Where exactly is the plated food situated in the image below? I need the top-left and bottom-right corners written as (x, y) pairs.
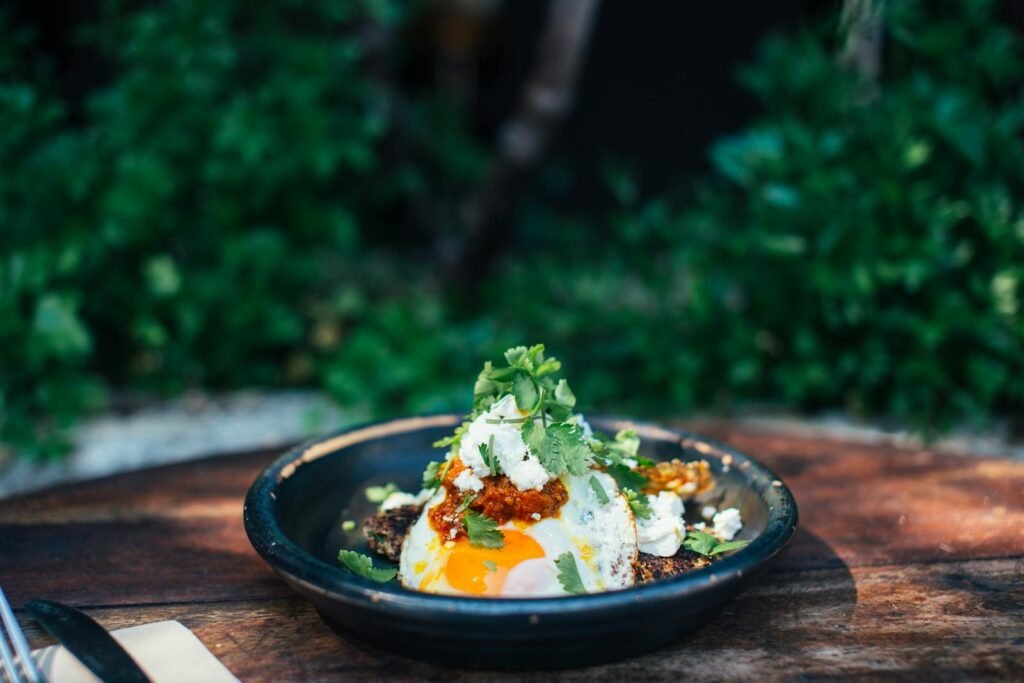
top-left (341, 344), bottom-right (750, 597)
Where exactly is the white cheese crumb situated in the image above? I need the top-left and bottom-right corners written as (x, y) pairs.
top-left (380, 488), bottom-right (432, 512)
top-left (530, 512), bottom-right (541, 521)
top-left (621, 458), bottom-right (639, 469)
top-left (701, 505), bottom-right (717, 520)
top-left (453, 468), bottom-right (484, 492)
top-left (712, 507), bottom-right (743, 541)
top-left (457, 394), bottom-right (552, 491)
top-left (449, 527), bottom-right (458, 539)
top-left (693, 522), bottom-right (706, 531)
top-left (636, 491), bottom-right (686, 557)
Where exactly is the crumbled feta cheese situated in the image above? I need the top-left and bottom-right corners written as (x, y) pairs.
top-left (712, 507), bottom-right (743, 541)
top-left (693, 522), bottom-right (706, 531)
top-left (449, 527), bottom-right (459, 539)
top-left (636, 491), bottom-right (686, 557)
top-left (701, 505), bottom-right (717, 520)
top-left (457, 394), bottom-right (552, 491)
top-left (530, 512), bottom-right (541, 521)
top-left (453, 468), bottom-right (484, 492)
top-left (621, 458), bottom-right (639, 469)
top-left (380, 488), bottom-right (432, 512)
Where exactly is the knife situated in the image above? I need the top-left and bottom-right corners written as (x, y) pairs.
top-left (25, 599), bottom-right (151, 683)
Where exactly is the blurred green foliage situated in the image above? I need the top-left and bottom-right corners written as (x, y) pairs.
top-left (2, 0), bottom-right (1022, 459)
top-left (491, 0), bottom-right (1024, 432)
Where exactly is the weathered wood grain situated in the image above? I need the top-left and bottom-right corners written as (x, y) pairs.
top-left (3, 425), bottom-right (1023, 681)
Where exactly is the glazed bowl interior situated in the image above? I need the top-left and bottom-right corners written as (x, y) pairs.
top-left (244, 414), bottom-right (798, 668)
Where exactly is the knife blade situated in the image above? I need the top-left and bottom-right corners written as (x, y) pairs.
top-left (25, 599), bottom-right (151, 683)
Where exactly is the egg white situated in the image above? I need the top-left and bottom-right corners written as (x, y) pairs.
top-left (398, 470), bottom-right (637, 597)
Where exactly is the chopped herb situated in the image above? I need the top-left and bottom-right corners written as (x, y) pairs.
top-left (683, 530), bottom-right (750, 557)
top-left (636, 455), bottom-right (656, 468)
top-left (605, 463), bottom-right (648, 491)
top-left (623, 488), bottom-right (652, 520)
top-left (341, 520), bottom-right (356, 531)
top-left (463, 510), bottom-right (505, 548)
top-left (554, 552), bottom-right (587, 595)
top-left (365, 483), bottom-right (399, 503)
top-left (479, 435), bottom-right (500, 475)
top-left (483, 560), bottom-right (498, 573)
top-left (433, 421), bottom-right (470, 449)
top-left (588, 475), bottom-right (610, 504)
top-left (456, 493), bottom-right (477, 513)
top-left (337, 549), bottom-right (397, 583)
top-left (522, 421), bottom-right (594, 476)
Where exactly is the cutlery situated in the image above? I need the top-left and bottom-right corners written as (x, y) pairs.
top-left (25, 599), bottom-right (150, 683)
top-left (0, 586), bottom-right (43, 683)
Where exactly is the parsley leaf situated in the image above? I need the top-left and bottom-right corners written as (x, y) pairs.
top-left (589, 475), bottom-right (610, 504)
top-left (337, 549), bottom-right (397, 583)
top-left (554, 552), bottom-right (587, 595)
top-left (433, 421), bottom-right (470, 449)
top-left (605, 463), bottom-right (648, 491)
top-left (522, 421), bottom-right (594, 476)
top-left (683, 530), bottom-right (750, 557)
top-left (623, 488), bottom-right (652, 519)
top-left (483, 560), bottom-right (497, 573)
top-left (710, 539), bottom-right (751, 555)
top-left (512, 370), bottom-right (539, 412)
top-left (422, 461), bottom-right (442, 489)
top-left (365, 483), bottom-right (399, 503)
top-left (463, 510), bottom-right (505, 548)
top-left (479, 435), bottom-right (500, 475)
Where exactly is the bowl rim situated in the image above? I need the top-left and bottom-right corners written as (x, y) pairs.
top-left (243, 414), bottom-right (799, 618)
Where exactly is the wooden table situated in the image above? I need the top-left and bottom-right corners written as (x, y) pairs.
top-left (2, 423), bottom-right (1022, 681)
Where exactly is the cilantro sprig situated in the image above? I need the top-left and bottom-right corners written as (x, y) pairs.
top-left (623, 488), bottom-right (652, 519)
top-left (554, 552), bottom-right (587, 595)
top-left (463, 509), bottom-right (505, 548)
top-left (338, 549), bottom-right (397, 583)
top-left (683, 530), bottom-right (750, 557)
top-left (588, 475), bottom-right (610, 504)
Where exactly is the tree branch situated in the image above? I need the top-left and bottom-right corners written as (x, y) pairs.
top-left (444, 0), bottom-right (601, 287)
top-left (838, 0), bottom-right (885, 104)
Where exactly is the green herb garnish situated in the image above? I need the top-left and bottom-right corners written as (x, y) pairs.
top-left (422, 461), bottom-right (443, 489)
top-left (623, 488), bottom-right (652, 519)
top-left (337, 549), bottom-right (397, 583)
top-left (479, 435), bottom-right (500, 474)
top-left (588, 475), bottom-right (610, 504)
top-left (365, 483), bottom-right (399, 503)
top-left (463, 509), bottom-right (505, 548)
top-left (522, 421), bottom-right (593, 476)
top-left (341, 520), bottom-right (356, 531)
top-left (605, 463), bottom-right (648, 491)
top-left (554, 551), bottom-right (587, 595)
top-left (483, 560), bottom-right (498, 573)
top-left (683, 530), bottom-right (750, 557)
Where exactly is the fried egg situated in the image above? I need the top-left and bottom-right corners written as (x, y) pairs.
top-left (398, 471), bottom-right (636, 597)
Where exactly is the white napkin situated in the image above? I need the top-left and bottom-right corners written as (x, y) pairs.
top-left (32, 620), bottom-right (239, 683)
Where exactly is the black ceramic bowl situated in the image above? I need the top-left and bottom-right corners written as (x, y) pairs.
top-left (244, 415), bottom-right (798, 669)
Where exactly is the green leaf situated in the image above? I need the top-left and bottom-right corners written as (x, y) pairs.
top-left (710, 539), bottom-right (751, 555)
top-left (554, 551), bottom-right (587, 595)
top-left (483, 560), bottom-right (498, 573)
top-left (463, 510), bottom-right (505, 548)
top-left (479, 435), bottom-right (499, 474)
top-left (554, 379), bottom-right (576, 409)
top-left (512, 370), bottom-right (539, 411)
top-left (337, 549), bottom-right (397, 583)
top-left (422, 461), bottom-right (442, 489)
top-left (588, 475), bottom-right (610, 504)
top-left (683, 530), bottom-right (750, 557)
top-left (365, 483), bottom-right (399, 503)
top-left (522, 421), bottom-right (594, 476)
top-left (623, 488), bottom-right (652, 520)
top-left (606, 463), bottom-right (648, 491)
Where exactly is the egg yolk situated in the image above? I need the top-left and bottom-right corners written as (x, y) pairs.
top-left (441, 530), bottom-right (545, 595)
